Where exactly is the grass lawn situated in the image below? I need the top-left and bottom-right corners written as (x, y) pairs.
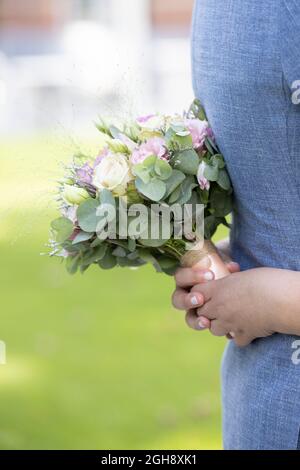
top-left (0, 134), bottom-right (228, 449)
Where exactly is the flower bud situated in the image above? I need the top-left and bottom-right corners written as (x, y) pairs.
top-left (62, 184), bottom-right (90, 205)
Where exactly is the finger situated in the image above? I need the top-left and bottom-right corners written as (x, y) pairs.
top-left (195, 300), bottom-right (216, 320)
top-left (226, 261), bottom-right (240, 273)
top-left (172, 288), bottom-right (204, 310)
top-left (175, 267), bottom-right (214, 288)
top-left (209, 319), bottom-right (229, 337)
top-left (196, 315), bottom-right (211, 329)
top-left (190, 281), bottom-right (216, 304)
top-left (185, 310), bottom-right (209, 331)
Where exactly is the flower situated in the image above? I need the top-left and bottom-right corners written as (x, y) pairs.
top-left (185, 118), bottom-right (209, 150)
top-left (93, 147), bottom-right (109, 168)
top-left (197, 161), bottom-right (210, 191)
top-left (76, 163), bottom-right (93, 185)
top-left (136, 114), bottom-right (165, 131)
top-left (131, 137), bottom-right (167, 165)
top-left (62, 185), bottom-right (90, 205)
top-left (93, 152), bottom-right (132, 196)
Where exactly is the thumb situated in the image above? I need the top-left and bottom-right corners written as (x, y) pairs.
top-left (226, 261), bottom-right (240, 273)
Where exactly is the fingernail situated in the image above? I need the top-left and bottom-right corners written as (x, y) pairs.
top-left (190, 295), bottom-right (200, 306)
top-left (197, 319), bottom-right (207, 330)
top-left (204, 271), bottom-right (214, 281)
top-left (228, 262), bottom-right (239, 269)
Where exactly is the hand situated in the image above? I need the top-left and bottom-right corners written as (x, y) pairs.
top-left (188, 267), bottom-right (300, 347)
top-left (172, 240), bottom-right (240, 329)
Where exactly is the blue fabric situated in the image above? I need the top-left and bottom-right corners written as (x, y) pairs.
top-left (191, 0), bottom-right (300, 450)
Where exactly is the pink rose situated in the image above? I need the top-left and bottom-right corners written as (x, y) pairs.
top-left (131, 137), bottom-right (168, 165)
top-left (185, 118), bottom-right (209, 150)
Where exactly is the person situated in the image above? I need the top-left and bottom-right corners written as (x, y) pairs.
top-left (172, 0), bottom-right (300, 450)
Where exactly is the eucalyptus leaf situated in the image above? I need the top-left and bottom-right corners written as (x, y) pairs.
top-left (210, 187), bottom-right (232, 217)
top-left (211, 154), bottom-right (225, 169)
top-left (132, 164), bottom-right (151, 184)
top-left (51, 217), bottom-right (73, 243)
top-left (82, 244), bottom-right (107, 265)
top-left (165, 127), bottom-right (193, 150)
top-left (135, 177), bottom-right (166, 201)
top-left (172, 149), bottom-right (199, 175)
top-left (98, 250), bottom-right (117, 270)
top-left (164, 170), bottom-right (186, 198)
top-left (168, 184), bottom-right (181, 204)
top-left (154, 158), bottom-right (172, 180)
top-left (217, 169), bottom-right (231, 190)
top-left (204, 164), bottom-right (219, 181)
top-left (100, 188), bottom-right (115, 210)
top-left (66, 254), bottom-right (80, 275)
top-left (72, 231), bottom-right (94, 245)
top-left (77, 198), bottom-right (102, 232)
top-left (112, 246), bottom-right (127, 257)
top-left (175, 176), bottom-right (198, 205)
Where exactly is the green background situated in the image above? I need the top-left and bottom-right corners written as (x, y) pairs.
top-left (0, 135), bottom-right (227, 449)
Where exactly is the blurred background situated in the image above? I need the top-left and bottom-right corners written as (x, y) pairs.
top-left (0, 0), bottom-right (227, 449)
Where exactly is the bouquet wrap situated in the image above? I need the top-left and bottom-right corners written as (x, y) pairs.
top-left (181, 239), bottom-right (230, 280)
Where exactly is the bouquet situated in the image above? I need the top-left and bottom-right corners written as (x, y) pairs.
top-left (48, 100), bottom-right (232, 278)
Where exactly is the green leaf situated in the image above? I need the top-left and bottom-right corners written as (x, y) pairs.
top-left (204, 137), bottom-right (217, 155)
top-left (82, 244), bottom-right (107, 265)
top-left (132, 163), bottom-right (151, 184)
top-left (51, 217), bottom-right (73, 243)
top-left (188, 99), bottom-right (207, 120)
top-left (172, 149), bottom-right (199, 175)
top-left (164, 170), bottom-right (186, 198)
top-left (77, 198), bottom-right (101, 232)
top-left (135, 177), bottom-right (166, 201)
top-left (112, 246), bottom-right (127, 257)
top-left (204, 215), bottom-right (220, 239)
top-left (90, 237), bottom-right (103, 248)
top-left (142, 155), bottom-right (157, 170)
top-left (211, 154), bottom-right (225, 168)
top-left (66, 254), bottom-right (80, 275)
top-left (72, 231), bottom-right (94, 245)
top-left (154, 158), bottom-right (172, 180)
top-left (217, 169), bottom-right (231, 190)
top-left (210, 187), bottom-right (232, 217)
top-left (168, 184), bottom-right (181, 204)
top-left (98, 249), bottom-right (117, 270)
top-left (204, 164), bottom-right (219, 181)
top-left (174, 176), bottom-right (198, 205)
top-left (206, 137), bottom-right (218, 153)
top-left (99, 188), bottom-right (115, 209)
top-left (165, 128), bottom-right (193, 150)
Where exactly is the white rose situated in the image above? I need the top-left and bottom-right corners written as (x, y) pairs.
top-left (93, 153), bottom-right (132, 196)
top-left (62, 185), bottom-right (89, 205)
